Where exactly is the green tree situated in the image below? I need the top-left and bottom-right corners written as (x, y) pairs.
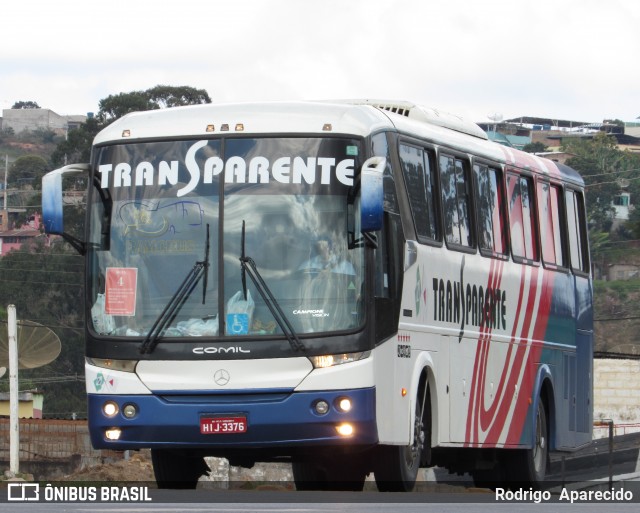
top-left (522, 141), bottom-right (548, 154)
top-left (97, 85), bottom-right (211, 124)
top-left (50, 116), bottom-right (101, 167)
top-left (9, 155), bottom-right (49, 189)
top-left (0, 239), bottom-right (86, 417)
top-left (96, 91), bottom-right (153, 125)
top-left (146, 85), bottom-right (211, 108)
top-left (12, 100), bottom-right (40, 109)
top-left (562, 132), bottom-right (635, 232)
top-left (54, 85), bottom-right (212, 166)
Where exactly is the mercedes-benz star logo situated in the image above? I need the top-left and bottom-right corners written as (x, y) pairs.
top-left (214, 369), bottom-right (231, 386)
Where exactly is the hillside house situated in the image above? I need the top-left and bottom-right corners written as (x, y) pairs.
top-left (0, 390), bottom-right (44, 419)
top-left (0, 213), bottom-right (43, 256)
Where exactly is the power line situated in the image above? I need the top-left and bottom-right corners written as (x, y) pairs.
top-left (0, 279), bottom-right (82, 286)
top-left (0, 321), bottom-right (83, 332)
top-left (594, 315), bottom-right (640, 322)
top-left (0, 269), bottom-right (82, 274)
top-left (585, 175), bottom-right (640, 187)
top-left (581, 168), bottom-right (640, 179)
top-left (16, 375), bottom-right (84, 384)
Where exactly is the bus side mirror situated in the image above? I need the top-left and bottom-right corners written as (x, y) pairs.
top-left (42, 164), bottom-right (90, 253)
top-left (360, 156), bottom-right (385, 232)
top-left (42, 170), bottom-right (64, 234)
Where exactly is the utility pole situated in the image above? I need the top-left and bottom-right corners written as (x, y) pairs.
top-left (2, 155), bottom-right (8, 231)
top-left (8, 304), bottom-right (19, 476)
top-left (3, 154), bottom-right (7, 205)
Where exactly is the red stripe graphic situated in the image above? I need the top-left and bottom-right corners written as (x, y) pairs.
top-left (464, 262), bottom-right (554, 447)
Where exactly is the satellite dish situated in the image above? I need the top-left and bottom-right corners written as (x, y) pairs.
top-left (487, 112), bottom-right (503, 123)
top-left (0, 366), bottom-right (6, 378)
top-left (617, 178), bottom-right (630, 188)
top-left (0, 320), bottom-right (61, 369)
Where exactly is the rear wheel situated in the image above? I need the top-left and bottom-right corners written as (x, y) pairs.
top-left (151, 449), bottom-right (209, 489)
top-left (506, 398), bottom-right (548, 488)
top-left (375, 384), bottom-right (429, 492)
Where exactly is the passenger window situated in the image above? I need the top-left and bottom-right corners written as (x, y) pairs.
top-left (507, 172), bottom-right (538, 262)
top-left (537, 181), bottom-right (566, 268)
top-left (566, 189), bottom-right (590, 273)
top-left (399, 144), bottom-right (438, 241)
top-left (474, 164), bottom-right (507, 256)
top-left (440, 155), bottom-right (473, 248)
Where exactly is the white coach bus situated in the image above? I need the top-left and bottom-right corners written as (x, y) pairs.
top-left (42, 100), bottom-right (593, 491)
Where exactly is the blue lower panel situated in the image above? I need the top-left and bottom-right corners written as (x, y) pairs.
top-left (89, 387), bottom-right (377, 450)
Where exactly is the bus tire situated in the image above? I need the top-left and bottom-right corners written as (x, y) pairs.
top-left (507, 398), bottom-right (548, 488)
top-left (151, 449), bottom-right (208, 489)
top-left (374, 384), bottom-right (429, 492)
top-left (292, 460), bottom-right (327, 491)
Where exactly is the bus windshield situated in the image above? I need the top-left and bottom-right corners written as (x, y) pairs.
top-left (88, 136), bottom-right (365, 340)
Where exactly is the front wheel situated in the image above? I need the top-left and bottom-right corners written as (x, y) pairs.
top-left (151, 449), bottom-right (209, 489)
top-left (292, 457), bottom-right (366, 491)
top-left (375, 385), bottom-right (429, 492)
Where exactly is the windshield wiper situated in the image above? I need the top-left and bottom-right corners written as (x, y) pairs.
top-left (139, 224), bottom-right (210, 355)
top-left (239, 220), bottom-right (304, 352)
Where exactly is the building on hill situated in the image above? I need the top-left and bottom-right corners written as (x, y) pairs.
top-left (479, 116), bottom-right (640, 152)
top-left (0, 108), bottom-right (87, 135)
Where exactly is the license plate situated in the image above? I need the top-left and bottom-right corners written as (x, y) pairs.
top-left (200, 416), bottom-right (247, 435)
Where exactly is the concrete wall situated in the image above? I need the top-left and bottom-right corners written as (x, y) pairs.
top-left (593, 359), bottom-right (640, 432)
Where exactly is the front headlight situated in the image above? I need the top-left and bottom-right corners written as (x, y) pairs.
top-left (308, 351), bottom-right (370, 369)
top-left (86, 357), bottom-right (138, 373)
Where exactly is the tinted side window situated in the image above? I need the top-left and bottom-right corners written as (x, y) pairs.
top-left (399, 144), bottom-right (438, 241)
top-left (566, 189), bottom-right (590, 273)
top-left (440, 154), bottom-right (473, 248)
top-left (474, 164), bottom-right (507, 256)
top-left (507, 172), bottom-right (538, 262)
top-left (537, 181), bottom-right (566, 268)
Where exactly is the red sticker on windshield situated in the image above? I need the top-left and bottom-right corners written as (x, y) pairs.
top-left (105, 267), bottom-right (138, 316)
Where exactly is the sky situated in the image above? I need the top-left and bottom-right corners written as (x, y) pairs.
top-left (1, 0), bottom-right (639, 124)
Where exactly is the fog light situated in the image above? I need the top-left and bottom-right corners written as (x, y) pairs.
top-left (103, 401), bottom-right (118, 417)
top-left (336, 423), bottom-right (354, 436)
top-left (105, 428), bottom-right (122, 440)
top-left (315, 400), bottom-right (330, 415)
top-left (337, 397), bottom-right (352, 413)
top-left (122, 404), bottom-right (137, 419)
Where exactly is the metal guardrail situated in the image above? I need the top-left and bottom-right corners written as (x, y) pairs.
top-left (554, 419), bottom-right (640, 487)
top-left (593, 419), bottom-right (615, 487)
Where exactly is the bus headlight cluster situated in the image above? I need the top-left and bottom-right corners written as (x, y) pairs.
top-left (309, 351), bottom-right (370, 369)
top-left (313, 396), bottom-right (353, 415)
top-left (105, 428), bottom-right (122, 440)
top-left (102, 401), bottom-right (118, 417)
top-left (335, 424), bottom-right (354, 437)
top-left (336, 397), bottom-right (352, 413)
top-left (102, 401), bottom-right (138, 419)
top-left (122, 404), bottom-right (138, 419)
top-left (314, 400), bottom-right (330, 415)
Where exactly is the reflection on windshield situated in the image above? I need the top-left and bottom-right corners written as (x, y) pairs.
top-left (224, 194), bottom-right (362, 336)
top-left (88, 137), bottom-right (364, 339)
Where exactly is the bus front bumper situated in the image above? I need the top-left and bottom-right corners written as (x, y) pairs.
top-left (88, 387), bottom-right (377, 450)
